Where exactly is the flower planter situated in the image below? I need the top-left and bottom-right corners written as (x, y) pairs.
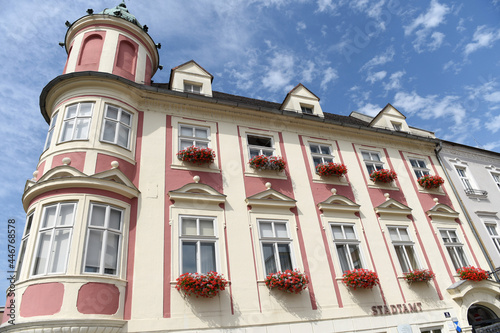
top-left (249, 155), bottom-right (286, 172)
top-left (177, 146), bottom-right (216, 164)
top-left (418, 175), bottom-right (444, 189)
top-left (457, 266), bottom-right (489, 281)
top-left (370, 169), bottom-right (397, 183)
top-left (264, 269), bottom-right (309, 294)
top-left (175, 271), bottom-right (228, 298)
top-left (342, 268), bottom-right (379, 290)
top-left (316, 162), bottom-right (348, 177)
top-left (404, 269), bottom-right (435, 283)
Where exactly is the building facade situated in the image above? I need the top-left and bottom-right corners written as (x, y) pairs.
top-left (2, 4), bottom-right (500, 333)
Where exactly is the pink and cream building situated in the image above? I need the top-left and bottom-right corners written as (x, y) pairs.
top-left (2, 3), bottom-right (500, 333)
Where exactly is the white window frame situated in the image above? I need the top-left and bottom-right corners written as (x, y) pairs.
top-left (388, 226), bottom-right (420, 273)
top-left (491, 172), bottom-right (500, 191)
top-left (184, 82), bottom-right (202, 94)
top-left (421, 328), bottom-right (442, 333)
top-left (485, 223), bottom-right (500, 254)
top-left (391, 122), bottom-right (402, 131)
top-left (439, 229), bottom-right (469, 270)
top-left (16, 213), bottom-right (34, 280)
top-left (247, 134), bottom-right (275, 158)
top-left (179, 216), bottom-right (218, 274)
top-left (59, 102), bottom-right (94, 142)
top-left (455, 166), bottom-right (473, 191)
top-left (301, 104), bottom-right (314, 114)
top-left (330, 223), bottom-right (363, 272)
top-left (82, 203), bottom-right (124, 276)
top-left (258, 220), bottom-right (294, 275)
top-left (178, 124), bottom-right (211, 151)
top-left (409, 158), bottom-right (430, 179)
top-left (310, 143), bottom-right (334, 167)
top-left (100, 104), bottom-right (133, 149)
top-left (361, 150), bottom-right (384, 175)
top-left (43, 112), bottom-right (58, 151)
top-left (32, 202), bottom-right (76, 276)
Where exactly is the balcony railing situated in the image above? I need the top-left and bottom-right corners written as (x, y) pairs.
top-left (464, 188), bottom-right (488, 196)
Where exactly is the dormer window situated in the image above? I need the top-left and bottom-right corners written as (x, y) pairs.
top-left (301, 105), bottom-right (313, 114)
top-left (184, 82), bottom-right (202, 94)
top-left (392, 122), bottom-right (402, 131)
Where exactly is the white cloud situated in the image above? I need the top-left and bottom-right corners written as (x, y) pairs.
top-left (297, 21), bottom-right (307, 31)
top-left (359, 46), bottom-right (395, 72)
top-left (428, 31), bottom-right (445, 51)
top-left (485, 115), bottom-right (500, 133)
top-left (383, 71), bottom-right (405, 91)
top-left (464, 25), bottom-right (500, 56)
top-left (301, 61), bottom-right (316, 83)
top-left (358, 103), bottom-right (382, 116)
top-left (316, 0), bottom-right (340, 13)
top-left (320, 67), bottom-right (339, 90)
top-left (366, 71), bottom-right (387, 84)
top-left (262, 52), bottom-right (295, 91)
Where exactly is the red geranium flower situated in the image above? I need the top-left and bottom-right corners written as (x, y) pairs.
top-left (370, 169), bottom-right (397, 183)
top-left (177, 146), bottom-right (216, 164)
top-left (316, 162), bottom-right (348, 177)
top-left (176, 271), bottom-right (228, 298)
top-left (264, 269), bottom-right (309, 294)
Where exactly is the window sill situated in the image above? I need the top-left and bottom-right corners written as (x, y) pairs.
top-left (417, 186), bottom-right (446, 196)
top-left (312, 175), bottom-right (350, 186)
top-left (367, 181), bottom-right (400, 191)
top-left (18, 274), bottom-right (127, 288)
top-left (244, 170), bottom-right (287, 180)
top-left (171, 163), bottom-right (221, 174)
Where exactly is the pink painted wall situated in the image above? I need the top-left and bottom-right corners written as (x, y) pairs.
top-left (77, 283), bottom-right (120, 315)
top-left (2, 294), bottom-right (14, 324)
top-left (51, 152), bottom-right (86, 173)
top-left (63, 41), bottom-right (74, 74)
top-left (95, 153), bottom-right (137, 184)
top-left (112, 35), bottom-right (138, 81)
top-left (76, 31), bottom-right (106, 72)
top-left (20, 283), bottom-right (64, 317)
top-left (36, 160), bottom-right (46, 180)
top-left (144, 55), bottom-right (152, 85)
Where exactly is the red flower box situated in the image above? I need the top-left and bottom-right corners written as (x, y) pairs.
top-left (177, 146), bottom-right (215, 164)
top-left (316, 162), bottom-right (348, 177)
top-left (175, 271), bottom-right (228, 298)
top-left (264, 269), bottom-right (309, 294)
top-left (342, 268), bottom-right (380, 290)
top-left (249, 155), bottom-right (286, 172)
top-left (457, 266), bottom-right (489, 282)
top-left (370, 169), bottom-right (397, 183)
top-left (404, 269), bottom-right (435, 283)
top-left (418, 175), bottom-right (444, 189)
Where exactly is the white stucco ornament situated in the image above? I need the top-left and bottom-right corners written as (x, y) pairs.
top-left (193, 175), bottom-right (200, 183)
top-left (384, 193), bottom-right (390, 201)
top-left (265, 182), bottom-right (272, 190)
top-left (433, 198), bottom-right (439, 204)
top-left (111, 161), bottom-right (119, 169)
top-left (62, 157), bottom-right (71, 165)
top-left (331, 188), bottom-right (337, 195)
top-left (32, 170), bottom-right (38, 180)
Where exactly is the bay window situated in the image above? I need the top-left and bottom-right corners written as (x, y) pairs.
top-left (60, 102), bottom-right (94, 142)
top-left (101, 104), bottom-right (133, 149)
top-left (43, 112), bottom-right (58, 151)
top-left (16, 213), bottom-right (33, 280)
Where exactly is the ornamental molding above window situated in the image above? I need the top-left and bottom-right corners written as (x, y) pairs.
top-left (317, 193), bottom-right (360, 213)
top-left (427, 202), bottom-right (459, 221)
top-left (374, 198), bottom-right (412, 216)
top-left (449, 158), bottom-right (468, 166)
top-left (245, 189), bottom-right (296, 209)
top-left (168, 182), bottom-right (226, 205)
top-left (485, 165), bottom-right (500, 172)
top-left (23, 165), bottom-right (139, 210)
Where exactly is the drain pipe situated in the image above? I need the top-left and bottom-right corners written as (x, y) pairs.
top-left (435, 141), bottom-right (499, 282)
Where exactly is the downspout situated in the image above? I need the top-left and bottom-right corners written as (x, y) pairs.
top-left (435, 141), bottom-right (499, 282)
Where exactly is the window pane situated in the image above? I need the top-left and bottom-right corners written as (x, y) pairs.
top-left (42, 206), bottom-right (57, 228)
top-left (61, 119), bottom-right (75, 141)
top-left (395, 245), bottom-right (410, 272)
top-left (200, 242), bottom-right (216, 273)
top-left (262, 149), bottom-right (273, 157)
top-left (16, 240), bottom-right (27, 280)
top-left (410, 159), bottom-right (418, 167)
top-left (389, 228), bottom-right (399, 241)
top-left (182, 241), bottom-right (197, 274)
top-left (344, 226), bottom-right (356, 239)
top-left (90, 205), bottom-right (106, 227)
top-left (262, 243), bottom-right (276, 274)
top-left (456, 247), bottom-right (468, 267)
top-left (195, 128), bottom-right (208, 139)
top-left (310, 144), bottom-right (319, 154)
top-left (448, 248), bottom-right (461, 270)
top-left (102, 120), bottom-right (116, 142)
top-left (362, 152), bottom-right (370, 160)
top-left (104, 232), bottom-right (120, 275)
top-left (313, 156), bottom-right (322, 166)
top-left (399, 228), bottom-right (410, 241)
top-left (79, 103), bottom-right (93, 116)
top-left (66, 105), bottom-right (78, 118)
top-left (33, 232), bottom-right (51, 275)
top-left (440, 230), bottom-right (450, 242)
top-left (248, 135), bottom-right (272, 147)
top-left (371, 153), bottom-right (381, 161)
top-left (120, 111), bottom-right (131, 126)
top-left (58, 204), bottom-right (75, 226)
top-left (260, 222), bottom-right (273, 237)
top-left (180, 139), bottom-right (193, 150)
top-left (181, 218), bottom-right (197, 235)
top-left (199, 219), bottom-right (214, 236)
top-left (117, 125), bottom-right (129, 148)
top-left (337, 245), bottom-right (350, 272)
top-left (275, 223), bottom-right (288, 238)
top-left (320, 145), bottom-right (331, 154)
top-left (405, 245), bottom-right (418, 270)
top-left (50, 229), bottom-right (71, 273)
top-left (85, 229), bottom-right (103, 272)
top-left (449, 230), bottom-right (458, 242)
top-left (196, 141), bottom-right (209, 149)
top-left (278, 244), bottom-right (292, 271)
top-left (44, 129), bottom-right (54, 150)
top-left (25, 214), bottom-right (33, 236)
top-left (349, 245), bottom-right (363, 269)
top-left (74, 118), bottom-right (90, 139)
top-left (180, 126), bottom-right (193, 137)
top-left (366, 164), bottom-right (376, 174)
top-left (332, 225), bottom-right (344, 239)
top-left (109, 209), bottom-right (122, 230)
top-left (106, 106), bottom-right (119, 120)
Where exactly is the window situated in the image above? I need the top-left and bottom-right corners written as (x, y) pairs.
top-left (331, 224), bottom-right (362, 272)
top-left (32, 203), bottom-right (76, 276)
top-left (16, 213), bottom-right (33, 280)
top-left (362, 151), bottom-right (384, 174)
top-left (310, 143), bottom-right (334, 167)
top-left (184, 82), bottom-right (202, 94)
top-left (248, 134), bottom-right (274, 158)
top-left (83, 204), bottom-right (123, 275)
top-left (179, 124), bottom-right (210, 151)
top-left (43, 112), bottom-right (58, 151)
top-left (456, 167), bottom-right (473, 190)
top-left (301, 105), bottom-right (313, 114)
top-left (388, 226), bottom-right (419, 273)
top-left (491, 173), bottom-right (500, 190)
top-left (180, 216), bottom-right (217, 274)
top-left (439, 229), bottom-right (468, 270)
top-left (421, 329), bottom-right (441, 333)
top-left (485, 224), bottom-right (500, 253)
top-left (409, 158), bottom-right (430, 179)
top-left (101, 104), bottom-right (133, 149)
top-left (391, 122), bottom-right (402, 131)
top-left (258, 220), bottom-right (293, 275)
top-left (60, 102), bottom-right (94, 142)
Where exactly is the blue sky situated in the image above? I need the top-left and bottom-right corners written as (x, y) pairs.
top-left (1, 0), bottom-right (500, 304)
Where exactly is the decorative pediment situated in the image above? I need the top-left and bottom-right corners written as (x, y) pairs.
top-left (245, 189), bottom-right (296, 209)
top-left (168, 183), bottom-right (226, 205)
top-left (427, 202), bottom-right (459, 220)
top-left (374, 198), bottom-right (412, 216)
top-left (38, 165), bottom-right (86, 182)
top-left (93, 168), bottom-right (136, 188)
top-left (318, 193), bottom-right (360, 213)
